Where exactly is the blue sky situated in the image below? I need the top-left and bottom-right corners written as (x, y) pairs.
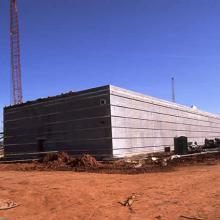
top-left (0, 0), bottom-right (220, 130)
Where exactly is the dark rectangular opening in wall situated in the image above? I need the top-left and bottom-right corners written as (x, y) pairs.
top-left (37, 139), bottom-right (45, 152)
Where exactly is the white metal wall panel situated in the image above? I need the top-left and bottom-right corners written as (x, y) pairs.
top-left (110, 85), bottom-right (220, 157)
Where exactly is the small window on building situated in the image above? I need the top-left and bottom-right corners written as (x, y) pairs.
top-left (100, 99), bottom-right (107, 105)
top-left (100, 120), bottom-right (105, 125)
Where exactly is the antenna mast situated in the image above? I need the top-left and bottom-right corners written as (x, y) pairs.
top-left (171, 77), bottom-right (176, 103)
top-left (10, 0), bottom-right (23, 105)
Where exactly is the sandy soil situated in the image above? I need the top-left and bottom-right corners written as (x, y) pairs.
top-left (0, 164), bottom-right (219, 220)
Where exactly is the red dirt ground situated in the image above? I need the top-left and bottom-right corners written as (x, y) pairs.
top-left (0, 164), bottom-right (219, 220)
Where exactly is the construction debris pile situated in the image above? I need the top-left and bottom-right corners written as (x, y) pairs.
top-left (41, 151), bottom-right (178, 172)
top-left (0, 150), bottom-right (219, 173)
top-left (187, 138), bottom-right (220, 153)
top-left (0, 135), bottom-right (220, 173)
top-left (41, 152), bottom-right (103, 170)
top-left (174, 136), bottom-right (220, 155)
top-left (204, 138), bottom-right (220, 149)
top-left (0, 149), bottom-right (216, 173)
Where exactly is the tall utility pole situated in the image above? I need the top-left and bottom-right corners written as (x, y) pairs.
top-left (10, 0), bottom-right (23, 105)
top-left (171, 77), bottom-right (176, 103)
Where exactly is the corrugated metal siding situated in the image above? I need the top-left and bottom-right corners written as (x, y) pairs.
top-left (4, 86), bottom-right (113, 158)
top-left (110, 85), bottom-right (220, 157)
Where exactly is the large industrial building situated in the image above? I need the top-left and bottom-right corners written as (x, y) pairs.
top-left (3, 85), bottom-right (220, 158)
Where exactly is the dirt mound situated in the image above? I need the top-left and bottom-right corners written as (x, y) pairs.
top-left (78, 154), bottom-right (102, 168)
top-left (40, 152), bottom-right (102, 170)
top-left (41, 152), bottom-right (72, 170)
top-left (43, 152), bottom-right (71, 163)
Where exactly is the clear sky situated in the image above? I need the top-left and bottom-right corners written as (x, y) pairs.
top-left (0, 0), bottom-right (220, 131)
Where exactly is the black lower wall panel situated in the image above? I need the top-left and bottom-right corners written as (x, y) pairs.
top-left (4, 85), bottom-right (113, 158)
